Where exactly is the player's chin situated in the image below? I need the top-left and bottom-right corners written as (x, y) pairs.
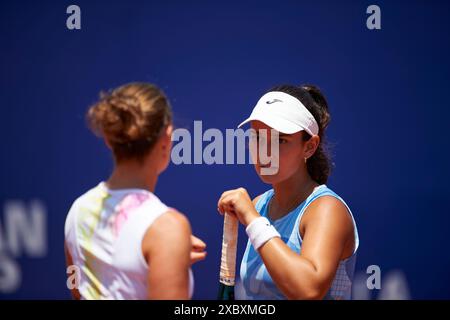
top-left (255, 165), bottom-right (282, 184)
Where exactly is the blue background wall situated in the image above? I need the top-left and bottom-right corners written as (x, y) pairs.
top-left (1, 0), bottom-right (450, 299)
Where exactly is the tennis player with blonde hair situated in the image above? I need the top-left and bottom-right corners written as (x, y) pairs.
top-left (218, 84), bottom-right (359, 300)
top-left (64, 82), bottom-right (206, 300)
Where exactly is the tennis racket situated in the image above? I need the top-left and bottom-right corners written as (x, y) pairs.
top-left (217, 212), bottom-right (239, 300)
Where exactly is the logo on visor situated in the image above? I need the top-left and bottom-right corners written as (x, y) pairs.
top-left (266, 99), bottom-right (282, 104)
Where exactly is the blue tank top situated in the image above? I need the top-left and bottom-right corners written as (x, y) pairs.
top-left (237, 185), bottom-right (359, 300)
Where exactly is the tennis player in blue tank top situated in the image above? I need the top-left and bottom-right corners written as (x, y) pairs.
top-left (218, 84), bottom-right (359, 300)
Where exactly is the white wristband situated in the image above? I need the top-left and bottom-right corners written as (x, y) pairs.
top-left (245, 217), bottom-right (281, 251)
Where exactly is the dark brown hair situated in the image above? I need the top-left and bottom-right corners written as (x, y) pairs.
top-left (87, 82), bottom-right (172, 162)
top-left (268, 84), bottom-right (332, 184)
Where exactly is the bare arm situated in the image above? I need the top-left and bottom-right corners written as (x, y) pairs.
top-left (142, 209), bottom-right (192, 300)
top-left (257, 196), bottom-right (354, 299)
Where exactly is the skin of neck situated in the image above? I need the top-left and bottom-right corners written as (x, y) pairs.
top-left (270, 164), bottom-right (318, 218)
top-left (104, 125), bottom-right (172, 193)
top-left (106, 154), bottom-right (159, 193)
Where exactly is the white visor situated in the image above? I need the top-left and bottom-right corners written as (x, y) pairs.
top-left (238, 91), bottom-right (319, 136)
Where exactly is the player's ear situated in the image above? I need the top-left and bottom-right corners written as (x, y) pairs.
top-left (304, 135), bottom-right (320, 159)
top-left (161, 125), bottom-right (173, 150)
top-left (166, 124), bottom-right (173, 140)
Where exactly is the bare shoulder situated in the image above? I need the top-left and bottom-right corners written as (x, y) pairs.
top-left (300, 195), bottom-right (355, 259)
top-left (301, 195), bottom-right (353, 235)
top-left (142, 209), bottom-right (191, 261)
top-left (151, 208), bottom-right (191, 237)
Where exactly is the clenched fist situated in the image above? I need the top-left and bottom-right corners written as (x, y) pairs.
top-left (217, 187), bottom-right (261, 226)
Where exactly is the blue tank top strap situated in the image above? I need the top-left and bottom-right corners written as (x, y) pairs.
top-left (291, 185), bottom-right (359, 255)
top-left (254, 189), bottom-right (274, 215)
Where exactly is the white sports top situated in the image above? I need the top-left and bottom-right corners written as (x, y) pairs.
top-left (64, 182), bottom-right (194, 299)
